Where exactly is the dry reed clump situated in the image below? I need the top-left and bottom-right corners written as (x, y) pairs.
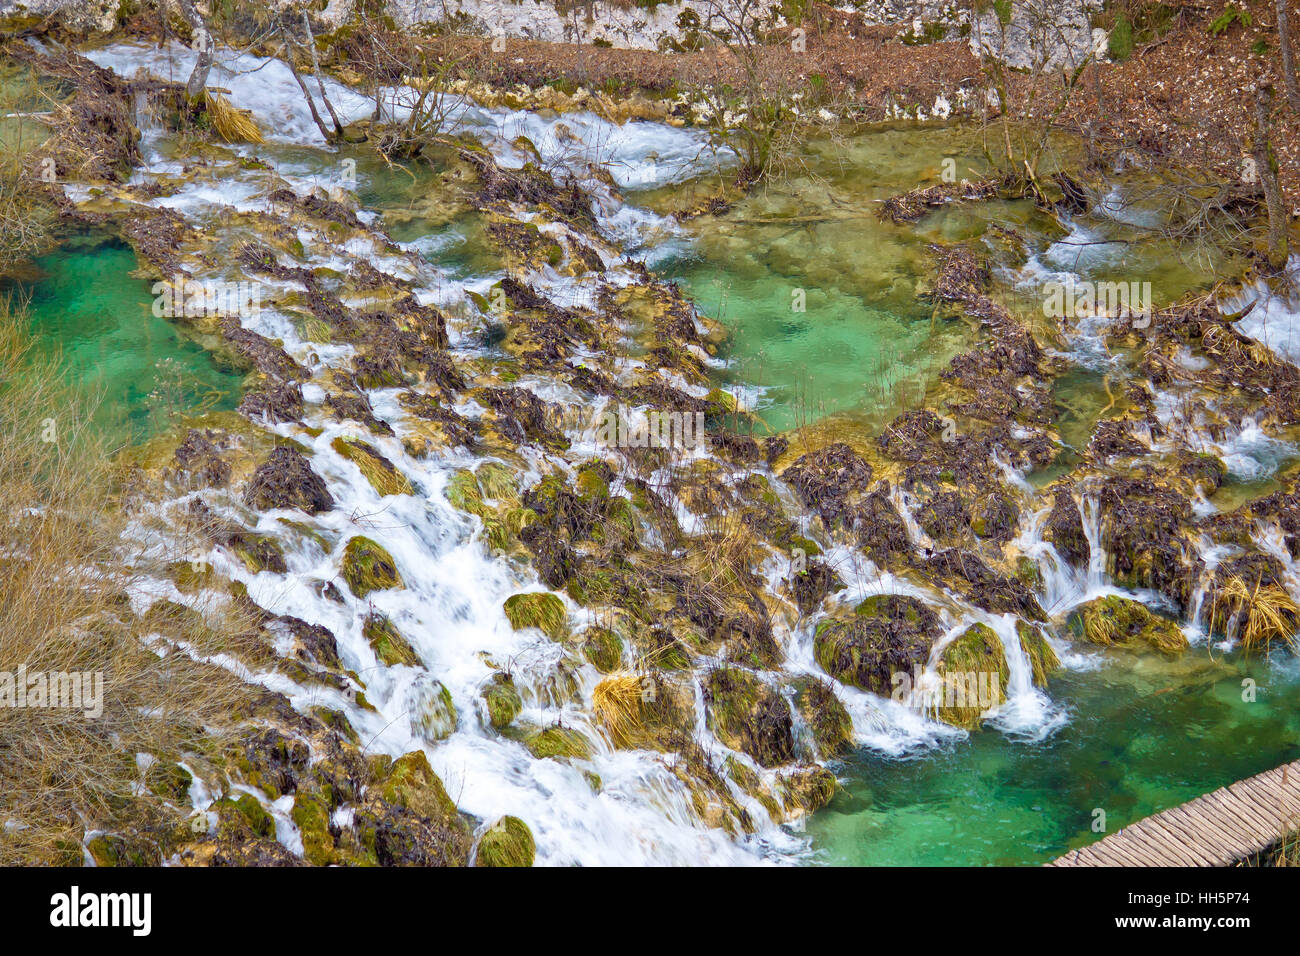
top-left (592, 673), bottom-right (647, 750)
top-left (203, 91), bottom-right (265, 144)
top-left (0, 299), bottom-right (251, 864)
top-left (1208, 575), bottom-right (1299, 652)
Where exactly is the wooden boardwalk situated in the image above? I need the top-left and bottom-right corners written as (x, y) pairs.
top-left (1051, 760), bottom-right (1300, 867)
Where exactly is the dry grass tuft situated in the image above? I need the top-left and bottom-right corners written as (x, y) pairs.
top-left (592, 672), bottom-right (649, 750)
top-left (204, 91), bottom-right (265, 144)
top-left (1209, 575), bottom-right (1299, 652)
top-left (0, 298), bottom-right (251, 864)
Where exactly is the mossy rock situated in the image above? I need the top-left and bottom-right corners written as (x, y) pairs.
top-left (230, 533), bottom-right (288, 573)
top-left (778, 766), bottom-right (838, 815)
top-left (377, 751), bottom-right (459, 824)
top-left (525, 725), bottom-right (593, 760)
top-left (791, 676), bottom-right (853, 757)
top-left (409, 678), bottom-right (457, 741)
top-left (1017, 621), bottom-right (1061, 687)
top-left (503, 591), bottom-right (567, 639)
top-left (703, 667), bottom-right (794, 768)
top-left (214, 793), bottom-right (275, 840)
top-left (1067, 595), bottom-right (1188, 653)
top-left (579, 625), bottom-right (623, 673)
top-left (814, 595), bottom-right (940, 694)
top-left (332, 436), bottom-right (414, 497)
top-left (363, 612), bottom-right (421, 667)
top-left (291, 788), bottom-right (336, 866)
top-left (86, 834), bottom-right (160, 867)
top-left (474, 815), bottom-right (536, 867)
top-left (1015, 555), bottom-right (1043, 591)
top-left (936, 623), bottom-right (1009, 729)
top-left (145, 760), bottom-right (194, 803)
top-left (341, 536), bottom-right (403, 598)
top-left (481, 672), bottom-right (522, 730)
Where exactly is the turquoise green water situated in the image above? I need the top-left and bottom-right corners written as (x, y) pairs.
top-left (808, 648), bottom-right (1300, 865)
top-left (1, 236), bottom-right (242, 444)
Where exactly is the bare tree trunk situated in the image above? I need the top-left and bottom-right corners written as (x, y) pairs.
top-left (1252, 84), bottom-right (1290, 271)
top-left (1278, 0), bottom-right (1300, 111)
top-left (301, 9), bottom-right (345, 138)
top-left (174, 0), bottom-right (215, 102)
top-left (278, 34), bottom-right (335, 144)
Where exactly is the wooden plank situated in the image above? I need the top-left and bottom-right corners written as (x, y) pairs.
top-left (1050, 760), bottom-right (1300, 867)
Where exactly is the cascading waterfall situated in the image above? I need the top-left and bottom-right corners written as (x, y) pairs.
top-left (52, 39), bottom-right (1300, 867)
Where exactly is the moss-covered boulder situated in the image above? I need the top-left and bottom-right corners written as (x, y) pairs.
top-left (474, 815), bottom-right (536, 867)
top-left (377, 751), bottom-right (459, 823)
top-left (778, 766), bottom-right (838, 816)
top-left (213, 793), bottom-right (275, 840)
top-left (291, 788), bottom-right (336, 866)
top-left (936, 623), bottom-right (1009, 729)
top-left (409, 678), bottom-right (457, 741)
top-left (814, 595), bottom-right (941, 694)
top-left (332, 436), bottom-right (413, 497)
top-left (86, 833), bottom-right (161, 868)
top-left (503, 591), bottom-right (567, 639)
top-left (791, 676), bottom-right (854, 757)
top-left (341, 536), bottom-right (402, 598)
top-left (524, 725), bottom-right (593, 760)
top-left (703, 667), bottom-right (794, 767)
top-left (244, 446), bottom-right (334, 514)
top-left (578, 625), bottom-right (623, 672)
top-left (358, 611), bottom-right (418, 667)
top-left (481, 672), bottom-right (523, 730)
top-left (1017, 621), bottom-right (1061, 686)
top-left (1067, 595), bottom-right (1188, 653)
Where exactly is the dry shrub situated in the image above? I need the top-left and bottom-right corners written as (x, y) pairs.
top-left (0, 298), bottom-right (251, 864)
top-left (203, 91), bottom-right (265, 144)
top-left (1209, 575), bottom-right (1299, 653)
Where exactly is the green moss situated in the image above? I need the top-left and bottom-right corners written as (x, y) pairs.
top-left (1067, 595), bottom-right (1189, 653)
top-left (580, 625), bottom-right (623, 673)
top-left (525, 725), bottom-right (593, 760)
top-left (779, 766), bottom-right (838, 814)
top-left (145, 760), bottom-right (193, 802)
top-left (410, 679), bottom-right (457, 741)
top-left (481, 673), bottom-right (522, 730)
top-left (341, 536), bottom-right (403, 598)
top-left (474, 815), bottom-right (536, 867)
top-left (230, 533), bottom-right (287, 573)
top-left (332, 436), bottom-right (414, 497)
top-left (377, 751), bottom-right (459, 823)
top-left (792, 676), bottom-right (853, 757)
top-left (215, 793), bottom-right (275, 839)
top-left (936, 623), bottom-right (1009, 729)
top-left (1016, 621), bottom-right (1061, 686)
top-left (86, 834), bottom-right (156, 867)
top-left (704, 667), bottom-right (794, 768)
top-left (1015, 555), bottom-right (1043, 590)
top-left (292, 789), bottom-right (336, 866)
top-left (362, 612), bottom-right (421, 667)
top-left (503, 591), bottom-right (567, 639)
